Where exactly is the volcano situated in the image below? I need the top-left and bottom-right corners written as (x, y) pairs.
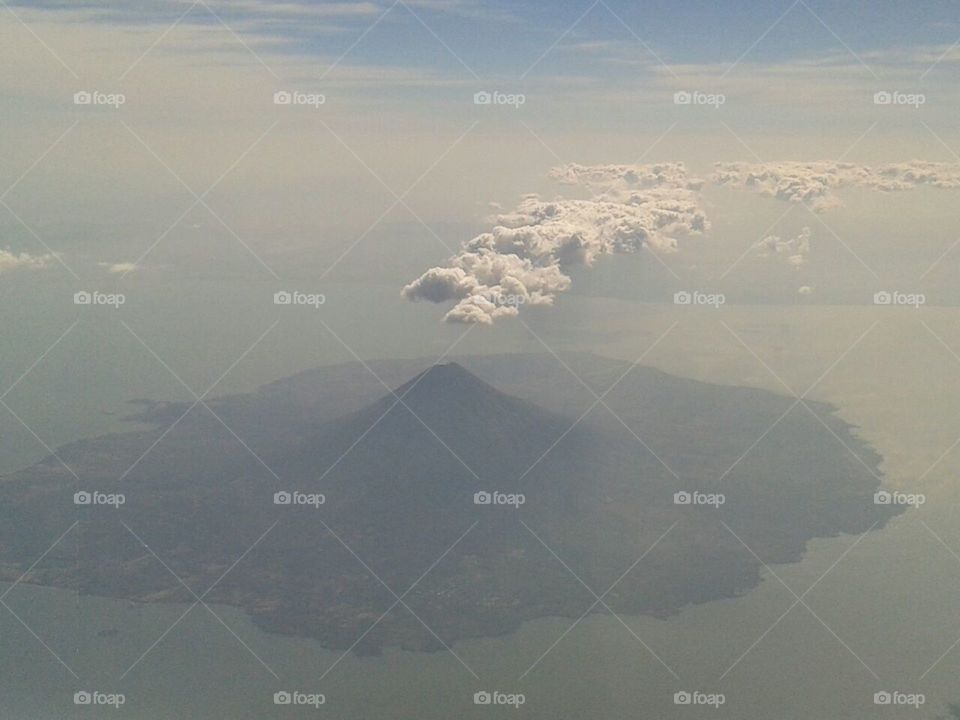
top-left (0, 355), bottom-right (900, 652)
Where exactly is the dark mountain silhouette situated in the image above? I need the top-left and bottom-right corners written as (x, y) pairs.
top-left (292, 361), bottom-right (586, 485)
top-left (0, 355), bottom-right (901, 653)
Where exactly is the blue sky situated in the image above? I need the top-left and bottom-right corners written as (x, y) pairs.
top-left (6, 0), bottom-right (960, 81)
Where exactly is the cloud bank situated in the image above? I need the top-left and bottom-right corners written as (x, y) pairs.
top-left (714, 161), bottom-right (960, 211)
top-left (402, 163), bottom-right (709, 324)
top-left (406, 159), bottom-right (960, 324)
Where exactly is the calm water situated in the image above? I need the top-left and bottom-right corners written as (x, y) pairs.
top-left (0, 505), bottom-right (956, 719)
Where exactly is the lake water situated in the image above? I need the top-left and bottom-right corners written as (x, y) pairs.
top-left (0, 505), bottom-right (955, 719)
top-left (2, 294), bottom-right (959, 718)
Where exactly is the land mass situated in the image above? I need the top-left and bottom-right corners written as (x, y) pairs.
top-left (0, 353), bottom-right (900, 653)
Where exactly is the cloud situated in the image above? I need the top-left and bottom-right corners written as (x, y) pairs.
top-left (98, 262), bottom-right (138, 274)
top-left (0, 249), bottom-right (55, 274)
top-left (403, 163), bottom-right (709, 324)
top-left (406, 158), bottom-right (960, 324)
top-left (714, 161), bottom-right (960, 211)
top-left (758, 226), bottom-right (811, 268)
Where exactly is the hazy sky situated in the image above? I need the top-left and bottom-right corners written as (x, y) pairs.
top-left (1, 1), bottom-right (957, 252)
top-left (1, 0), bottom-right (959, 400)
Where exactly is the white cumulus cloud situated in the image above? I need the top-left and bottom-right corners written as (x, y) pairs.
top-left (403, 163), bottom-right (709, 324)
top-left (714, 161), bottom-right (960, 211)
top-left (758, 226), bottom-right (811, 268)
top-left (407, 158), bottom-right (960, 324)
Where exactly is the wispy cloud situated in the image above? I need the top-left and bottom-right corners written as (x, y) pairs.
top-left (0, 249), bottom-right (56, 274)
top-left (98, 261), bottom-right (139, 274)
